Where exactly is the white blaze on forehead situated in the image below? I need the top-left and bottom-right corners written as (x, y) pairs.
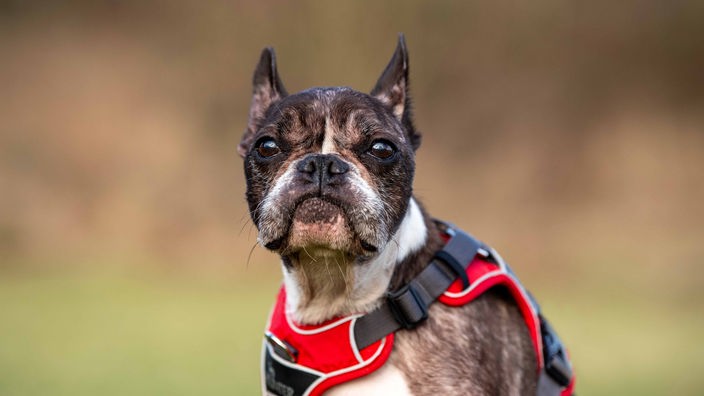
top-left (321, 116), bottom-right (336, 154)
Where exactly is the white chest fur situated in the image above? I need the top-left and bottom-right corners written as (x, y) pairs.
top-left (326, 363), bottom-right (411, 396)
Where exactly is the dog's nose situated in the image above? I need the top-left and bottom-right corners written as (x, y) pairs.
top-left (297, 154), bottom-right (349, 185)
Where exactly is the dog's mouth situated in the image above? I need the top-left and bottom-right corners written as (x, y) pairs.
top-left (265, 197), bottom-right (378, 255)
top-left (294, 197), bottom-right (346, 226)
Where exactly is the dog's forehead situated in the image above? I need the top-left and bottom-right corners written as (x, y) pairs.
top-left (265, 87), bottom-right (402, 144)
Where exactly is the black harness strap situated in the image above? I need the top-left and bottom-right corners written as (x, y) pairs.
top-left (434, 250), bottom-right (470, 289)
top-left (353, 225), bottom-right (484, 350)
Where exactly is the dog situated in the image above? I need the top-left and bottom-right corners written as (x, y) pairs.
top-left (239, 35), bottom-right (573, 396)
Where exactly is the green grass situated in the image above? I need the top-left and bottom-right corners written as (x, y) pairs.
top-left (0, 269), bottom-right (279, 396)
top-left (1, 267), bottom-right (703, 395)
top-left (542, 292), bottom-right (704, 395)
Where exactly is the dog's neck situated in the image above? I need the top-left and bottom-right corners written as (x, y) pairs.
top-left (281, 198), bottom-right (445, 324)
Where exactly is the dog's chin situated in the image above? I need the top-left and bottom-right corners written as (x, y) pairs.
top-left (288, 197), bottom-right (355, 251)
top-left (264, 197), bottom-right (378, 257)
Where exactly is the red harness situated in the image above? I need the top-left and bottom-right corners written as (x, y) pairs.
top-left (263, 288), bottom-right (395, 396)
top-left (263, 232), bottom-right (575, 396)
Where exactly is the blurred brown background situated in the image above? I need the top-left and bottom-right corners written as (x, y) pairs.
top-left (1, 1), bottom-right (703, 395)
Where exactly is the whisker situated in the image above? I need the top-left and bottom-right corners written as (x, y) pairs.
top-left (246, 241), bottom-right (259, 269)
top-left (333, 256), bottom-right (351, 297)
top-left (302, 246), bottom-right (316, 262)
top-left (324, 257), bottom-right (334, 285)
top-left (240, 216), bottom-right (254, 235)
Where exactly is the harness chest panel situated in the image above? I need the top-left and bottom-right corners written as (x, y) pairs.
top-left (263, 288), bottom-right (394, 396)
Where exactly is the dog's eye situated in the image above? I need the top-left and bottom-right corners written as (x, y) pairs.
top-left (368, 140), bottom-right (396, 160)
top-left (256, 138), bottom-right (280, 158)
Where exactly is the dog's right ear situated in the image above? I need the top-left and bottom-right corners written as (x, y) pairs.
top-left (372, 34), bottom-right (421, 151)
top-left (238, 47), bottom-right (288, 158)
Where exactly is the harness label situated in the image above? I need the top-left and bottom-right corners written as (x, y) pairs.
top-left (264, 345), bottom-right (320, 396)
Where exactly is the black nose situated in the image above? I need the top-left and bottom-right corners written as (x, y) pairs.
top-left (296, 154), bottom-right (349, 185)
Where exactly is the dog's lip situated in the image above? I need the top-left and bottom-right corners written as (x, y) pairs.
top-left (290, 195), bottom-right (352, 225)
top-left (262, 195), bottom-right (378, 255)
top-left (293, 194), bottom-right (345, 212)
top-left (269, 235), bottom-right (378, 255)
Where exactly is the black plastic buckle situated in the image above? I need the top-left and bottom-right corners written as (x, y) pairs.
top-left (386, 284), bottom-right (428, 330)
top-left (540, 316), bottom-right (572, 387)
top-left (265, 331), bottom-right (298, 363)
top-left (545, 354), bottom-right (572, 387)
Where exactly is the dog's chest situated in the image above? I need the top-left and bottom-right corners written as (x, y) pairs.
top-left (325, 362), bottom-right (411, 396)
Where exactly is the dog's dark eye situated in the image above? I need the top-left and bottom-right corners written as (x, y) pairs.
top-left (368, 140), bottom-right (396, 160)
top-left (256, 138), bottom-right (280, 158)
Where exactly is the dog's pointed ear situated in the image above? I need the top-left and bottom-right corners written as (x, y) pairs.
top-left (371, 35), bottom-right (409, 120)
top-left (371, 34), bottom-right (420, 150)
top-left (238, 47), bottom-right (288, 158)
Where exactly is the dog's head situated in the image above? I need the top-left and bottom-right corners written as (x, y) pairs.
top-left (240, 36), bottom-right (421, 266)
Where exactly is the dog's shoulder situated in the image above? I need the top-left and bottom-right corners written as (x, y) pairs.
top-left (390, 288), bottom-right (538, 396)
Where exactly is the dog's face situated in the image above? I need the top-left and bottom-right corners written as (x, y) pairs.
top-left (240, 38), bottom-right (421, 264)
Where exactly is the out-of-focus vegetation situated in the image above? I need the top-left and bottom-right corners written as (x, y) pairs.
top-left (1, 1), bottom-right (703, 394)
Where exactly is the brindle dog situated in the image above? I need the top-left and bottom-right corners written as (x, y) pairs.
top-left (240, 36), bottom-right (536, 395)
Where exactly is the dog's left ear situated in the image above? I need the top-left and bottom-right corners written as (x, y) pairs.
top-left (371, 34), bottom-right (420, 150)
top-left (238, 47), bottom-right (288, 158)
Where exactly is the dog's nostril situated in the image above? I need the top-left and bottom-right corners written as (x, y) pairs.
top-left (328, 159), bottom-right (349, 175)
top-left (297, 155), bottom-right (348, 178)
top-left (297, 158), bottom-right (317, 174)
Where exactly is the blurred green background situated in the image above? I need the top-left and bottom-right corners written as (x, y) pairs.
top-left (1, 1), bottom-right (703, 395)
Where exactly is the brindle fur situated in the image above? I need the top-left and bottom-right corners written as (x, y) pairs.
top-left (240, 36), bottom-right (537, 395)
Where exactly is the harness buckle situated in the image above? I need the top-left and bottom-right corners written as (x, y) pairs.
top-left (386, 283), bottom-right (428, 330)
top-left (545, 354), bottom-right (572, 387)
top-left (265, 330), bottom-right (298, 363)
top-left (540, 316), bottom-right (573, 387)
